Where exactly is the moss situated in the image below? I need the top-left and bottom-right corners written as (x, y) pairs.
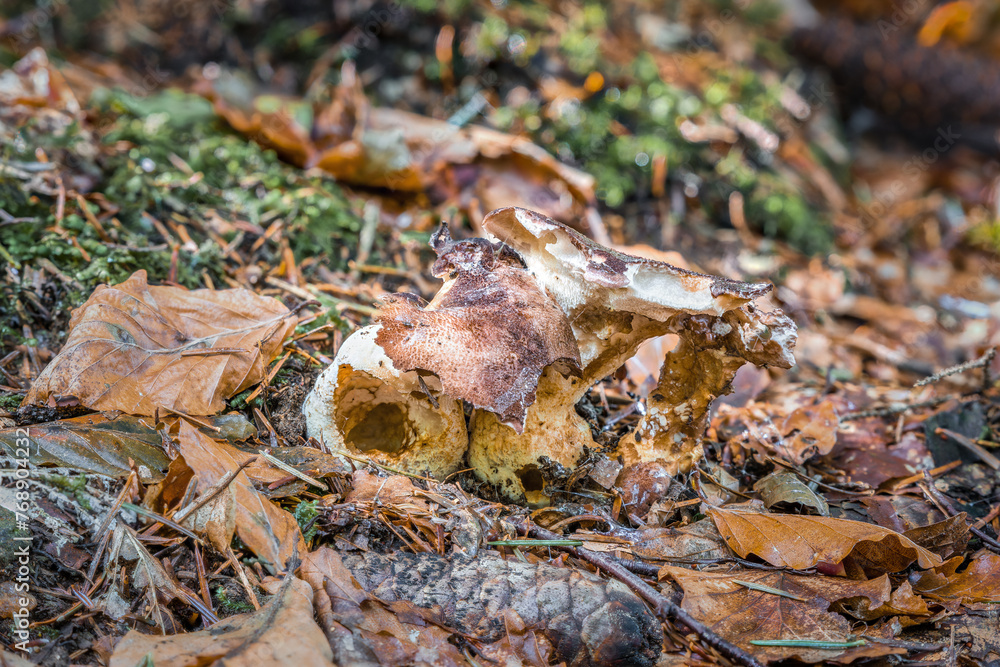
top-left (294, 499), bottom-right (320, 542)
top-left (41, 474), bottom-right (91, 510)
top-left (214, 586), bottom-right (255, 615)
top-left (1, 88), bottom-right (362, 352)
top-left (0, 394), bottom-right (23, 410)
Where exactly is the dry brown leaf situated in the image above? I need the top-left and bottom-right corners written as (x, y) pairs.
top-left (835, 580), bottom-right (931, 622)
top-left (197, 65), bottom-right (598, 231)
top-left (173, 420), bottom-right (305, 571)
top-left (913, 550), bottom-right (1000, 604)
top-left (753, 470), bottom-right (830, 516)
top-left (661, 566), bottom-right (905, 664)
top-left (109, 576), bottom-right (332, 667)
top-left (775, 401), bottom-right (838, 465)
top-left (707, 503), bottom-right (943, 572)
top-left (24, 270), bottom-right (296, 416)
top-left (0, 413), bottom-right (169, 481)
top-left (630, 518), bottom-right (731, 562)
top-left (902, 513), bottom-right (969, 559)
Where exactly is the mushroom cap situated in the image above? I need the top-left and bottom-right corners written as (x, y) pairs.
top-left (483, 207), bottom-right (773, 322)
top-left (303, 324), bottom-right (467, 478)
top-left (375, 228), bottom-right (581, 431)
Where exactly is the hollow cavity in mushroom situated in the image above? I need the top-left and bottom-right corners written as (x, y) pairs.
top-left (302, 324), bottom-right (467, 478)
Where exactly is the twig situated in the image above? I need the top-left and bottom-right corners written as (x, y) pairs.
top-left (521, 522), bottom-right (766, 667)
top-left (840, 396), bottom-right (950, 422)
top-left (935, 428), bottom-right (1000, 470)
top-left (920, 471), bottom-right (1000, 554)
top-left (915, 348), bottom-right (996, 387)
top-left (173, 457), bottom-right (259, 523)
top-left (258, 451), bottom-right (326, 489)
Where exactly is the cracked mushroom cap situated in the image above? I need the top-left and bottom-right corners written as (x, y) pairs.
top-left (374, 226), bottom-right (581, 432)
top-left (483, 207), bottom-right (773, 362)
top-left (302, 324), bottom-right (468, 478)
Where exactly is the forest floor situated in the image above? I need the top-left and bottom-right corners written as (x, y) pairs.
top-left (1, 1), bottom-right (999, 665)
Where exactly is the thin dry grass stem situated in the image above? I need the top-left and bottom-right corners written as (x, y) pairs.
top-left (225, 545), bottom-right (262, 610)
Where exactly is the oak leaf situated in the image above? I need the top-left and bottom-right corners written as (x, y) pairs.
top-left (913, 550), bottom-right (1000, 604)
top-left (24, 270), bottom-right (296, 416)
top-left (707, 503), bottom-right (942, 572)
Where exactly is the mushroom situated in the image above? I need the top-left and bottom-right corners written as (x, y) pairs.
top-left (471, 207), bottom-right (796, 501)
top-left (302, 324), bottom-right (468, 478)
top-left (303, 225), bottom-right (581, 479)
top-left (304, 207), bottom-right (796, 503)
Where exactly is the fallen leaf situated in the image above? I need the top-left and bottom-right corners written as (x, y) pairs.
top-left (707, 503), bottom-right (943, 572)
top-left (198, 64), bottom-right (598, 231)
top-left (0, 413), bottom-right (169, 481)
top-left (754, 470), bottom-right (830, 516)
top-left (902, 513), bottom-right (969, 559)
top-left (913, 550), bottom-right (1000, 604)
top-left (24, 270), bottom-right (297, 416)
top-left (109, 576), bottom-right (332, 667)
top-left (173, 420), bottom-right (305, 572)
top-left (776, 401), bottom-right (838, 465)
top-left (660, 566), bottom-right (904, 664)
top-left (860, 495), bottom-right (947, 533)
top-left (630, 518), bottom-right (731, 562)
top-left (834, 580), bottom-right (931, 622)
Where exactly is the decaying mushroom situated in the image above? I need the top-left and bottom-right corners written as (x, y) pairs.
top-left (469, 207), bottom-right (796, 501)
top-left (304, 207), bottom-right (796, 502)
top-left (301, 324), bottom-right (468, 478)
top-left (303, 225), bottom-right (581, 479)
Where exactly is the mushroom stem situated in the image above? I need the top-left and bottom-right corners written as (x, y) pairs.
top-left (616, 307), bottom-right (796, 471)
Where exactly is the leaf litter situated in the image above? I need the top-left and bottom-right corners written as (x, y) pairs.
top-left (1, 1), bottom-right (1000, 666)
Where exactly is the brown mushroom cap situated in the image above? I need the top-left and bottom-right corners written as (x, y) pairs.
top-left (375, 226), bottom-right (581, 431)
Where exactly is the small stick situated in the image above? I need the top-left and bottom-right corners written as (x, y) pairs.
top-left (521, 522), bottom-right (766, 667)
top-left (934, 428), bottom-right (1000, 470)
top-left (915, 348), bottom-right (996, 387)
top-left (920, 471), bottom-right (1000, 554)
top-left (173, 457), bottom-right (258, 523)
top-left (259, 451), bottom-right (326, 489)
top-left (225, 545), bottom-right (262, 610)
